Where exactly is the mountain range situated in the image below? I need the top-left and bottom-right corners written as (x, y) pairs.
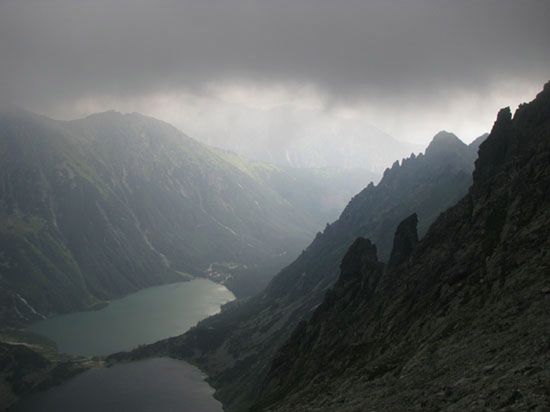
top-left (252, 81), bottom-right (550, 412)
top-left (113, 123), bottom-right (486, 410)
top-left (8, 79), bottom-right (548, 412)
top-left (115, 82), bottom-right (550, 412)
top-left (0, 109), bottom-right (375, 327)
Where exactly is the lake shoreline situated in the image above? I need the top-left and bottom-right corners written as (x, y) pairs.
top-left (4, 278), bottom-right (234, 412)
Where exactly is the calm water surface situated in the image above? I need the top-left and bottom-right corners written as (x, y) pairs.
top-left (29, 278), bottom-right (234, 355)
top-left (21, 278), bottom-right (234, 412)
top-left (14, 358), bottom-right (223, 412)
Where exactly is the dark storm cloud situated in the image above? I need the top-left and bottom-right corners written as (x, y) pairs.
top-left (0, 0), bottom-right (549, 110)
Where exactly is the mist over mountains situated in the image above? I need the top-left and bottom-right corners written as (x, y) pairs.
top-left (1, 1), bottom-right (550, 411)
top-left (2, 83), bottom-right (549, 412)
top-left (187, 104), bottom-right (422, 173)
top-left (0, 108), bottom-right (375, 327)
top-left (253, 81), bottom-right (550, 412)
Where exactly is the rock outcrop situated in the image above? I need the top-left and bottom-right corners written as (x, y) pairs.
top-left (387, 212), bottom-right (418, 267)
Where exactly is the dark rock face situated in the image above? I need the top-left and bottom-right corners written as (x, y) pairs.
top-left (120, 128), bottom-right (482, 411)
top-left (473, 107), bottom-right (514, 183)
top-left (252, 83), bottom-right (550, 411)
top-left (469, 132), bottom-right (490, 152)
top-left (339, 237), bottom-right (380, 282)
top-left (387, 212), bottom-right (418, 267)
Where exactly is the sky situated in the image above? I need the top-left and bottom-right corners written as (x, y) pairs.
top-left (1, 0), bottom-right (549, 146)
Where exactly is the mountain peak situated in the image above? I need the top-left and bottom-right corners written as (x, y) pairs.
top-left (432, 130), bottom-right (459, 141)
top-left (80, 110), bottom-right (158, 123)
top-left (425, 130), bottom-right (468, 156)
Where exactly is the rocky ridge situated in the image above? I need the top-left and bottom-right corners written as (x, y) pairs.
top-left (253, 82), bottom-right (550, 411)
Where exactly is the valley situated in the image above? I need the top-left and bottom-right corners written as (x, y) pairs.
top-left (113, 83), bottom-right (550, 412)
top-left (2, 2), bottom-right (548, 411)
top-left (2, 86), bottom-right (549, 411)
top-left (0, 109), bottom-right (372, 327)
top-left (0, 111), bottom-right (481, 411)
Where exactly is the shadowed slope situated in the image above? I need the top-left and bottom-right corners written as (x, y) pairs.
top-left (254, 82), bottom-right (550, 412)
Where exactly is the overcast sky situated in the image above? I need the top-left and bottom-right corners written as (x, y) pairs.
top-left (1, 0), bottom-right (549, 145)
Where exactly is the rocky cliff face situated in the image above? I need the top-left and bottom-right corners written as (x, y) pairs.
top-left (0, 109), bottom-right (363, 327)
top-left (116, 127), bottom-right (482, 411)
top-left (253, 82), bottom-right (550, 411)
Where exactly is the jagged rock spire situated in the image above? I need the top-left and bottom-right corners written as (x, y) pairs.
top-left (388, 213), bottom-right (418, 267)
top-left (339, 237), bottom-right (378, 282)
